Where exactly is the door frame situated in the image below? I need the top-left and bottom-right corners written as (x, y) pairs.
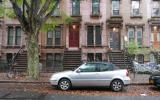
top-left (109, 28), bottom-right (121, 50)
top-left (68, 24), bottom-right (80, 50)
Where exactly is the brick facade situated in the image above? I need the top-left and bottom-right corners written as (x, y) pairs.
top-left (0, 0), bottom-right (160, 71)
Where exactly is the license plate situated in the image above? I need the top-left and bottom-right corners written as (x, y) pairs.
top-left (149, 80), bottom-right (154, 84)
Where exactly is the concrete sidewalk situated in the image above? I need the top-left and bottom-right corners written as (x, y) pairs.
top-left (0, 72), bottom-right (150, 84)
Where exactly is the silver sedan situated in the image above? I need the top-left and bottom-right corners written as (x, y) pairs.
top-left (50, 62), bottom-right (131, 92)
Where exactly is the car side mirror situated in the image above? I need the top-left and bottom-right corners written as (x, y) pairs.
top-left (76, 69), bottom-right (81, 73)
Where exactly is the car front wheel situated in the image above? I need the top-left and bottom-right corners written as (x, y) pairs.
top-left (58, 79), bottom-right (71, 91)
top-left (111, 79), bottom-right (124, 92)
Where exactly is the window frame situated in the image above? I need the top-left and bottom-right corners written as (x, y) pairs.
top-left (15, 26), bottom-right (21, 45)
top-left (87, 25), bottom-right (102, 46)
top-left (52, 0), bottom-right (60, 16)
top-left (47, 30), bottom-right (53, 46)
top-left (112, 0), bottom-right (120, 16)
top-left (131, 0), bottom-right (140, 16)
top-left (79, 63), bottom-right (98, 72)
top-left (127, 27), bottom-right (143, 47)
top-left (72, 0), bottom-right (80, 16)
top-left (7, 26), bottom-right (14, 46)
top-left (152, 1), bottom-right (160, 17)
top-left (54, 26), bottom-right (61, 46)
top-left (92, 0), bottom-right (100, 15)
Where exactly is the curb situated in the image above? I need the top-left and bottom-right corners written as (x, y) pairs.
top-left (0, 80), bottom-right (49, 84)
top-left (0, 80), bottom-right (149, 85)
top-left (131, 83), bottom-right (150, 85)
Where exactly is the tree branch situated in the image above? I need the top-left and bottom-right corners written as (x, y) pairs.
top-left (43, 0), bottom-right (59, 22)
top-left (10, 0), bottom-right (30, 34)
top-left (38, 0), bottom-right (52, 17)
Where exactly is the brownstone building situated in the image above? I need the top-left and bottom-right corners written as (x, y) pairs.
top-left (0, 0), bottom-right (160, 72)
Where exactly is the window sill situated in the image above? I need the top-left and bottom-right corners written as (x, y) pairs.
top-left (51, 15), bottom-right (61, 18)
top-left (110, 15), bottom-right (122, 18)
top-left (82, 45), bottom-right (103, 48)
top-left (45, 45), bottom-right (64, 49)
top-left (90, 14), bottom-right (102, 18)
top-left (130, 16), bottom-right (143, 19)
top-left (151, 16), bottom-right (160, 18)
top-left (4, 45), bottom-right (21, 48)
top-left (71, 15), bottom-right (82, 17)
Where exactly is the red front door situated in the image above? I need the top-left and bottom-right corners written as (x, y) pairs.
top-left (69, 25), bottom-right (79, 47)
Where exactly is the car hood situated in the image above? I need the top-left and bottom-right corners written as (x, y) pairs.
top-left (53, 70), bottom-right (73, 76)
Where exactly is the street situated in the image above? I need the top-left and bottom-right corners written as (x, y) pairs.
top-left (0, 83), bottom-right (160, 99)
top-left (0, 91), bottom-right (160, 100)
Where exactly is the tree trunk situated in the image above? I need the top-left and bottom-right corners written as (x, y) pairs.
top-left (27, 34), bottom-right (39, 79)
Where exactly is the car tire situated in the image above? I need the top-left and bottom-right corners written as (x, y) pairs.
top-left (110, 79), bottom-right (124, 92)
top-left (58, 79), bottom-right (71, 91)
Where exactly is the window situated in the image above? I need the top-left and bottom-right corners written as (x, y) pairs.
top-left (157, 33), bottom-right (160, 41)
top-left (92, 0), bottom-right (100, 15)
top-left (80, 63), bottom-right (97, 72)
top-left (72, 0), bottom-right (80, 16)
top-left (128, 27), bottom-right (143, 47)
top-left (52, 0), bottom-right (60, 16)
top-left (0, 0), bottom-right (2, 5)
top-left (47, 31), bottom-right (53, 45)
top-left (99, 64), bottom-right (108, 71)
top-left (46, 53), bottom-right (62, 70)
top-left (136, 28), bottom-right (142, 47)
top-left (15, 27), bottom-right (21, 45)
top-left (87, 26), bottom-right (101, 46)
top-left (55, 26), bottom-right (61, 46)
top-left (7, 26), bottom-right (22, 46)
top-left (112, 0), bottom-right (120, 16)
top-left (54, 53), bottom-right (62, 67)
top-left (47, 26), bottom-right (61, 46)
top-left (151, 33), bottom-right (154, 42)
top-left (137, 54), bottom-right (144, 64)
top-left (152, 1), bottom-right (160, 17)
top-left (87, 53), bottom-right (94, 62)
top-left (128, 28), bottom-right (135, 42)
top-left (131, 0), bottom-right (140, 16)
top-left (95, 26), bottom-right (101, 45)
top-left (87, 26), bottom-right (94, 46)
top-left (87, 53), bottom-right (102, 61)
top-left (95, 53), bottom-right (102, 61)
top-left (46, 53), bottom-right (54, 68)
top-left (7, 26), bottom-right (14, 45)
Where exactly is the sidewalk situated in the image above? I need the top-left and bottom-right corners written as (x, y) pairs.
top-left (0, 72), bottom-right (150, 84)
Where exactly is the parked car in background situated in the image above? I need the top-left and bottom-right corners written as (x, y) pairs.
top-left (50, 62), bottom-right (131, 92)
top-left (149, 72), bottom-right (160, 87)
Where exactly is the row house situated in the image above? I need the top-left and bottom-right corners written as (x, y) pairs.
top-left (0, 0), bottom-right (160, 72)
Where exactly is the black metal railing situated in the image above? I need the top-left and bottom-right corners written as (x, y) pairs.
top-left (8, 45), bottom-right (25, 71)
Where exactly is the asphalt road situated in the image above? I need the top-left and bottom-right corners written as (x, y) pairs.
top-left (0, 91), bottom-right (160, 100)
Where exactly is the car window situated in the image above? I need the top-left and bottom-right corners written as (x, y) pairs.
top-left (99, 63), bottom-right (109, 72)
top-left (80, 63), bottom-right (97, 72)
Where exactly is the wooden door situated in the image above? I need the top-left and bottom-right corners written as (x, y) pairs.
top-left (69, 25), bottom-right (79, 47)
top-left (109, 32), bottom-right (120, 50)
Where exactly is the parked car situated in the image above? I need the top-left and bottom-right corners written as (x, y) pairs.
top-left (50, 62), bottom-right (131, 92)
top-left (149, 72), bottom-right (160, 87)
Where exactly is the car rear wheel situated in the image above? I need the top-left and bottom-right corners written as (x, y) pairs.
top-left (111, 79), bottom-right (124, 92)
top-left (58, 79), bottom-right (71, 91)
